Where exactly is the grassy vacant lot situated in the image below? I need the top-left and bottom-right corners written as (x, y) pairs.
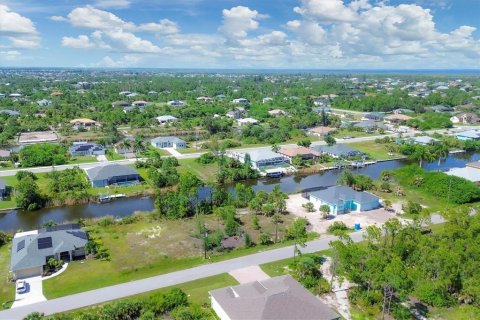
top-left (178, 158), bottom-right (218, 182)
top-left (347, 140), bottom-right (403, 160)
top-left (331, 128), bottom-right (373, 139)
top-left (43, 211), bottom-right (298, 299)
top-left (68, 155), bottom-right (98, 164)
top-left (0, 243), bottom-right (14, 309)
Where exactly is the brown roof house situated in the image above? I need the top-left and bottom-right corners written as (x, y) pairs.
top-left (308, 126), bottom-right (337, 137)
top-left (384, 114), bottom-right (413, 123)
top-left (209, 275), bottom-right (340, 320)
top-left (279, 146), bottom-right (320, 162)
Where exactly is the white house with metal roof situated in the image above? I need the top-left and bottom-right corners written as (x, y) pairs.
top-left (10, 224), bottom-right (87, 280)
top-left (230, 150), bottom-right (288, 170)
top-left (150, 136), bottom-right (186, 149)
top-left (156, 115), bottom-right (178, 124)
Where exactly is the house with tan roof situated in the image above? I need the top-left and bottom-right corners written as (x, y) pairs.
top-left (69, 118), bottom-right (99, 130)
top-left (279, 146), bottom-right (320, 162)
top-left (384, 114), bottom-right (413, 123)
top-left (308, 126), bottom-right (337, 137)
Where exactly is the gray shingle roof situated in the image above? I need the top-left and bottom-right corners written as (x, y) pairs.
top-left (247, 150), bottom-right (286, 162)
top-left (210, 275), bottom-right (339, 320)
top-left (84, 164), bottom-right (139, 182)
top-left (11, 225), bottom-right (87, 272)
top-left (312, 145), bottom-right (363, 157)
top-left (308, 185), bottom-right (379, 207)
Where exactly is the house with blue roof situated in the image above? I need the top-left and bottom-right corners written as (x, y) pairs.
top-left (306, 185), bottom-right (381, 215)
top-left (456, 129), bottom-right (480, 141)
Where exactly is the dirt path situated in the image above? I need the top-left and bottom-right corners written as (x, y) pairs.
top-left (319, 258), bottom-right (352, 320)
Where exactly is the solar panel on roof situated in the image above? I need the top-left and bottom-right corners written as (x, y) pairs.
top-left (45, 223), bottom-right (81, 233)
top-left (66, 230), bottom-right (87, 240)
top-left (37, 237), bottom-right (52, 249)
top-left (17, 240), bottom-right (25, 252)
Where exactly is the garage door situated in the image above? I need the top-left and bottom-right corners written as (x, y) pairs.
top-left (14, 266), bottom-right (42, 279)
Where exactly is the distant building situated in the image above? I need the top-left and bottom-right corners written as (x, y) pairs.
top-left (279, 146), bottom-right (320, 162)
top-left (306, 185), bottom-right (381, 215)
top-left (69, 142), bottom-right (105, 157)
top-left (156, 115), bottom-right (178, 124)
top-left (0, 109), bottom-right (20, 117)
top-left (312, 145), bottom-right (364, 158)
top-left (430, 105), bottom-right (454, 113)
top-left (36, 99), bottom-right (52, 107)
top-left (450, 113), bottom-right (479, 124)
top-left (262, 97), bottom-right (273, 103)
top-left (456, 129), bottom-right (480, 141)
top-left (267, 109), bottom-right (286, 117)
top-left (167, 100), bottom-right (186, 107)
top-left (111, 100), bottom-right (131, 108)
top-left (84, 164), bottom-right (140, 187)
top-left (132, 100), bottom-right (148, 107)
top-left (196, 96), bottom-right (212, 102)
top-left (232, 98), bottom-right (249, 104)
top-left (230, 150), bottom-right (287, 170)
top-left (362, 112), bottom-right (384, 121)
top-left (226, 108), bottom-right (245, 120)
top-left (210, 275), bottom-right (340, 320)
top-left (308, 126), bottom-right (337, 137)
top-left (10, 224), bottom-right (88, 279)
top-left (69, 118), bottom-right (99, 130)
top-left (393, 108), bottom-right (414, 114)
top-left (410, 135), bottom-right (440, 145)
top-left (150, 136), bottom-right (186, 149)
top-left (384, 114), bottom-right (413, 123)
top-left (237, 118), bottom-right (259, 126)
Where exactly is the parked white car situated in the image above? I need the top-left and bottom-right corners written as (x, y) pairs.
top-left (16, 279), bottom-right (27, 293)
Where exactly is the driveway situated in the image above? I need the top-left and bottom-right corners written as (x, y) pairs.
top-left (11, 276), bottom-right (47, 309)
top-left (286, 193), bottom-right (401, 235)
top-left (229, 265), bottom-right (270, 284)
top-left (96, 155), bottom-right (108, 162)
top-left (165, 148), bottom-right (182, 157)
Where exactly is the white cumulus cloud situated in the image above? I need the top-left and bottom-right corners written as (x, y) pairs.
top-left (0, 4), bottom-right (40, 49)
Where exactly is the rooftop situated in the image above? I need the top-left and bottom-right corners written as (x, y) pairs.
top-left (209, 275), bottom-right (339, 320)
top-left (308, 185), bottom-right (379, 206)
top-left (279, 146), bottom-right (320, 158)
top-left (84, 164), bottom-right (139, 182)
top-left (11, 224), bottom-right (87, 272)
top-left (18, 131), bottom-right (58, 144)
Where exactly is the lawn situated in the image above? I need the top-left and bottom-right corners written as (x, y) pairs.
top-left (431, 305), bottom-right (480, 320)
top-left (105, 148), bottom-right (125, 161)
top-left (42, 211), bottom-right (307, 299)
top-left (178, 158), bottom-right (218, 182)
top-left (331, 128), bottom-right (373, 139)
top-left (347, 140), bottom-right (403, 161)
top-left (0, 244), bottom-right (14, 309)
top-left (67, 156), bottom-right (98, 165)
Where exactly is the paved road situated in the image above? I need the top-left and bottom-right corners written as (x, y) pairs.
top-left (0, 231), bottom-right (366, 319)
top-left (0, 213), bottom-right (449, 320)
top-left (0, 126), bottom-right (469, 177)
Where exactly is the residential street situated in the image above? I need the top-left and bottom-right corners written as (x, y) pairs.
top-left (0, 127), bottom-right (467, 177)
top-left (0, 214), bottom-right (447, 319)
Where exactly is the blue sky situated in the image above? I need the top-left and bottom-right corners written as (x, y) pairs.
top-left (0, 0), bottom-right (479, 68)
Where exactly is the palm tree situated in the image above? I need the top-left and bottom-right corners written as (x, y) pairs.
top-left (120, 140), bottom-right (132, 159)
top-left (272, 214), bottom-right (282, 243)
top-left (133, 137), bottom-right (145, 161)
top-left (434, 143), bottom-right (449, 166)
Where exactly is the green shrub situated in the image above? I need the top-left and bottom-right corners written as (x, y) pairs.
top-left (327, 221), bottom-right (349, 235)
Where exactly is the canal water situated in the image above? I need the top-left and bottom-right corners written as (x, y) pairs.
top-left (1, 152), bottom-right (480, 231)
